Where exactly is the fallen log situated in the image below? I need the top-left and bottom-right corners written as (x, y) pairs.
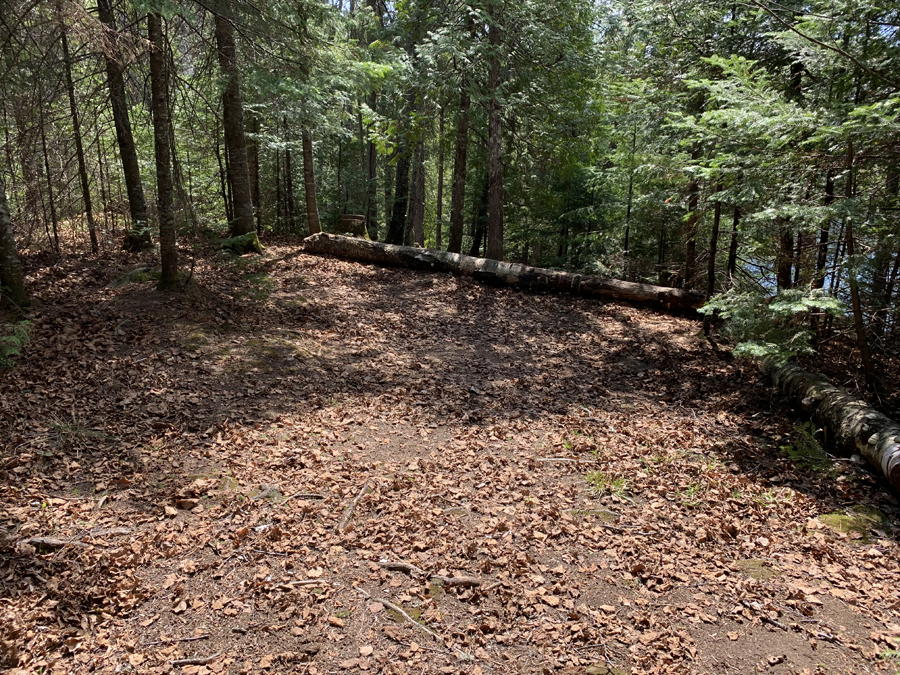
top-left (765, 360), bottom-right (900, 491)
top-left (302, 233), bottom-right (705, 312)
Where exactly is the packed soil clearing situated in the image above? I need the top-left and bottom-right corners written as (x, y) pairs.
top-left (1, 244), bottom-right (899, 675)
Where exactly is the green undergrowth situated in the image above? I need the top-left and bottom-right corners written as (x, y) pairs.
top-left (0, 319), bottom-right (31, 366)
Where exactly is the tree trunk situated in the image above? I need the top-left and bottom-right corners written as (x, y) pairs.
top-left (302, 129), bottom-right (321, 235)
top-left (215, 131), bottom-right (232, 223)
top-left (436, 106), bottom-right (444, 250)
top-left (683, 144), bottom-right (701, 288)
top-left (246, 112), bottom-right (262, 233)
top-left (766, 360), bottom-right (900, 491)
top-left (387, 144), bottom-right (411, 245)
top-left (703, 192), bottom-right (722, 335)
top-left (304, 233), bottom-right (705, 312)
top-left (842, 141), bottom-right (875, 389)
top-left (275, 147), bottom-right (282, 231)
top-left (365, 93), bottom-right (378, 240)
top-left (447, 85), bottom-right (470, 254)
top-left (726, 206), bottom-right (739, 287)
top-left (285, 142), bottom-right (297, 233)
top-left (148, 13), bottom-right (178, 290)
top-left (97, 0), bottom-right (149, 250)
top-left (61, 22), bottom-right (99, 253)
top-left (0, 175), bottom-right (30, 308)
top-left (409, 140), bottom-right (425, 247)
top-left (777, 220), bottom-right (794, 291)
top-left (38, 97), bottom-right (60, 255)
top-left (214, 9), bottom-right (255, 236)
top-left (485, 11), bottom-right (504, 261)
top-left (814, 171), bottom-right (834, 289)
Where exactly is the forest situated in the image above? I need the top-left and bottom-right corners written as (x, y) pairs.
top-left (0, 0), bottom-right (898, 371)
top-left (2, 0), bottom-right (900, 674)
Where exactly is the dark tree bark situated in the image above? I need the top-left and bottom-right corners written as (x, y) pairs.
top-left (702, 189), bottom-right (722, 335)
top-left (302, 129), bottom-right (321, 235)
top-left (776, 220), bottom-right (794, 291)
top-left (246, 112), bottom-right (262, 233)
top-left (364, 93), bottom-right (379, 240)
top-left (148, 13), bottom-right (178, 290)
top-left (485, 9), bottom-right (504, 261)
top-left (38, 97), bottom-right (60, 254)
top-left (447, 85), bottom-right (470, 254)
top-left (842, 142), bottom-right (875, 389)
top-left (726, 206), bottom-right (740, 287)
top-left (409, 140), bottom-right (425, 247)
top-left (97, 0), bottom-right (150, 250)
top-left (383, 154), bottom-right (393, 229)
top-left (387, 143), bottom-right (411, 245)
top-left (214, 9), bottom-right (255, 236)
top-left (683, 173), bottom-right (700, 288)
top-left (0, 175), bottom-right (30, 308)
top-left (285, 142), bottom-right (297, 233)
top-left (61, 22), bottom-right (99, 253)
top-left (814, 170), bottom-right (834, 289)
top-left (274, 147), bottom-right (282, 231)
top-left (436, 106), bottom-right (445, 250)
top-left (215, 131), bottom-right (232, 222)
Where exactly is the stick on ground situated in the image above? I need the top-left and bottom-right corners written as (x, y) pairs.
top-left (375, 598), bottom-right (473, 661)
top-left (337, 483), bottom-right (370, 533)
top-left (169, 653), bottom-right (220, 666)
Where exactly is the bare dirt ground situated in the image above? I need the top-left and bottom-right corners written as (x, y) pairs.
top-left (1, 242), bottom-right (899, 675)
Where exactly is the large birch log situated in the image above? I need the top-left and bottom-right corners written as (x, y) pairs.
top-left (766, 360), bottom-right (900, 490)
top-left (303, 233), bottom-right (705, 312)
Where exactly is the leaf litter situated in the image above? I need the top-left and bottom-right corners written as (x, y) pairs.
top-left (1, 242), bottom-right (899, 674)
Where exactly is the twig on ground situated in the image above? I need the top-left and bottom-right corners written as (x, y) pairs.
top-left (282, 579), bottom-right (328, 588)
top-left (279, 491), bottom-right (327, 504)
top-left (169, 653), bottom-right (220, 666)
top-left (375, 598), bottom-right (473, 661)
top-left (379, 560), bottom-right (425, 577)
top-left (430, 575), bottom-right (482, 588)
top-left (337, 483), bottom-right (370, 533)
top-left (532, 457), bottom-right (580, 463)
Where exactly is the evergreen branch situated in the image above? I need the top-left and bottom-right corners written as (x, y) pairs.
top-left (746, 0), bottom-right (900, 92)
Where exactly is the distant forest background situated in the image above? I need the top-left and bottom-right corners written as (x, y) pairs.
top-left (1, 0), bottom-right (899, 389)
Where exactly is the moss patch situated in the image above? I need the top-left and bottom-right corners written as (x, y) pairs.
top-left (818, 505), bottom-right (888, 540)
top-left (586, 665), bottom-right (630, 675)
top-left (220, 232), bottom-right (264, 255)
top-left (734, 559), bottom-right (778, 581)
top-left (567, 509), bottom-right (620, 523)
top-left (107, 267), bottom-right (161, 288)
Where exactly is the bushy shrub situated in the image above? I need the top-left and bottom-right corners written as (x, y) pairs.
top-left (700, 288), bottom-right (844, 365)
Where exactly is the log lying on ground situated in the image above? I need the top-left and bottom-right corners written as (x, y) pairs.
top-left (765, 360), bottom-right (900, 491)
top-left (303, 233), bottom-right (705, 312)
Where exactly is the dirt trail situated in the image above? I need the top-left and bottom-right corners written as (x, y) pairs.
top-left (1, 245), bottom-right (898, 675)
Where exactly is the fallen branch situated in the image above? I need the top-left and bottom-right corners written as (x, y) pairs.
top-left (142, 634), bottom-right (209, 647)
top-left (375, 598), bottom-right (473, 661)
top-left (337, 483), bottom-right (370, 533)
top-left (169, 653), bottom-right (220, 666)
top-left (765, 360), bottom-right (900, 491)
top-left (21, 537), bottom-right (89, 552)
top-left (303, 233), bottom-right (705, 312)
